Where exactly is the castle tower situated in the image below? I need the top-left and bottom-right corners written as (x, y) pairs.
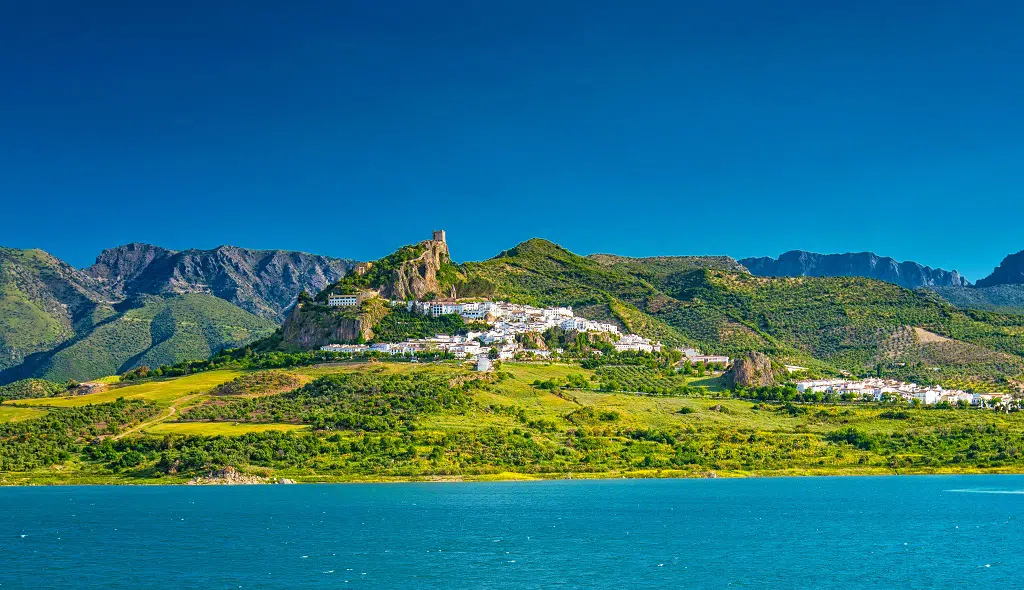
top-left (432, 229), bottom-right (446, 243)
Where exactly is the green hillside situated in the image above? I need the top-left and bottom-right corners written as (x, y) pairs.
top-left (0, 248), bottom-right (110, 372)
top-left (933, 284), bottom-right (1024, 315)
top-left (0, 378), bottom-right (70, 400)
top-left (454, 239), bottom-right (1024, 386)
top-left (1, 294), bottom-right (275, 384)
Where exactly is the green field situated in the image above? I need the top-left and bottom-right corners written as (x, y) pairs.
top-left (9, 370), bottom-right (243, 408)
top-left (0, 405), bottom-right (48, 423)
top-left (143, 422), bottom-right (308, 436)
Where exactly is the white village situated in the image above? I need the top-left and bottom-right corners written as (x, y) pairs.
top-left (321, 298), bottom-right (664, 370)
top-left (318, 231), bottom-right (1010, 409)
top-left (320, 295), bottom-right (1010, 408)
top-left (793, 377), bottom-right (1007, 408)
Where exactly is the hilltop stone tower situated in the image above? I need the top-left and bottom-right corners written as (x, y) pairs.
top-left (432, 229), bottom-right (446, 243)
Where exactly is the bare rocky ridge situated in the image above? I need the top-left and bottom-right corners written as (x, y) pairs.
top-left (975, 250), bottom-right (1024, 288)
top-left (84, 244), bottom-right (356, 321)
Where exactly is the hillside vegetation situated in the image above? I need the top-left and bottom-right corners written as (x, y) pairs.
top-left (0, 294), bottom-right (275, 384)
top-left (4, 361), bottom-right (1024, 484)
top-left (0, 247), bottom-right (110, 372)
top-left (933, 284), bottom-right (1024, 315)
top-left (452, 239), bottom-right (1024, 387)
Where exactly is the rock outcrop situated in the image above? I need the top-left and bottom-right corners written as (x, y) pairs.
top-left (379, 239), bottom-right (456, 301)
top-left (727, 352), bottom-right (785, 388)
top-left (185, 466), bottom-right (297, 485)
top-left (740, 251), bottom-right (968, 289)
top-left (279, 299), bottom-right (390, 348)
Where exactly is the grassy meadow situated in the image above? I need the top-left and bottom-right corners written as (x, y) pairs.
top-left (9, 370), bottom-right (244, 408)
top-left (0, 405), bottom-right (48, 423)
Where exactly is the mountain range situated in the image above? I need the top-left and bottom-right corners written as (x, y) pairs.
top-left (742, 249), bottom-right (1024, 316)
top-left (0, 245), bottom-right (353, 384)
top-left (739, 250), bottom-right (969, 289)
top-left (4, 237), bottom-right (1024, 387)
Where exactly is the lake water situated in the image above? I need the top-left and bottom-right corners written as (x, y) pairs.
top-left (1, 475), bottom-right (1022, 588)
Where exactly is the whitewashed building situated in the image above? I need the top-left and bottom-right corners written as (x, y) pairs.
top-left (328, 294), bottom-right (360, 307)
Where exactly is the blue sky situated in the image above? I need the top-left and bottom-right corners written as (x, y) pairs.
top-left (2, 1), bottom-right (1022, 280)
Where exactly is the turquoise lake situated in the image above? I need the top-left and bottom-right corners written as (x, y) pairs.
top-left (1, 475), bottom-right (1022, 588)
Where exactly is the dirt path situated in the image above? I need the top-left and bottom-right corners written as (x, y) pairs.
top-left (114, 393), bottom-right (203, 440)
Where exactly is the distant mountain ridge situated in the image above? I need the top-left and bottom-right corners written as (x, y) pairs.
top-left (975, 250), bottom-right (1024, 288)
top-left (0, 244), bottom-right (355, 384)
top-left (740, 250), bottom-right (969, 289)
top-left (85, 243), bottom-right (355, 321)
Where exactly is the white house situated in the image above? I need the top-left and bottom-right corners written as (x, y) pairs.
top-left (328, 294), bottom-right (359, 307)
top-left (686, 355), bottom-right (731, 365)
top-left (614, 334), bottom-right (659, 353)
top-left (459, 301), bottom-right (494, 320)
top-left (429, 299), bottom-right (460, 317)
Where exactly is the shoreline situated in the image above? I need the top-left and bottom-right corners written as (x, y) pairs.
top-left (3, 465), bottom-right (1024, 487)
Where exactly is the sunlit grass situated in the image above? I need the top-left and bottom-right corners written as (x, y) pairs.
top-left (10, 370), bottom-right (244, 408)
top-left (0, 405), bottom-right (48, 423)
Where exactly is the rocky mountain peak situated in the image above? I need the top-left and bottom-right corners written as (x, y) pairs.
top-left (81, 243), bottom-right (356, 321)
top-left (975, 250), bottom-right (1024, 288)
top-left (86, 243), bottom-right (176, 296)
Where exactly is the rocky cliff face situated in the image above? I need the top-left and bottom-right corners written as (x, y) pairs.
top-left (86, 242), bottom-right (176, 296)
top-left (975, 250), bottom-right (1024, 288)
top-left (740, 251), bottom-right (968, 289)
top-left (379, 239), bottom-right (456, 301)
top-left (84, 244), bottom-right (355, 321)
top-left (727, 352), bottom-right (785, 388)
top-left (279, 300), bottom-right (389, 348)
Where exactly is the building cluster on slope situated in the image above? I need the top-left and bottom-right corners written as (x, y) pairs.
top-left (321, 299), bottom-right (663, 360)
top-left (795, 378), bottom-right (1006, 407)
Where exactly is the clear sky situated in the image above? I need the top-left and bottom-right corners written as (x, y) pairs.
top-left (2, 1), bottom-right (1022, 280)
